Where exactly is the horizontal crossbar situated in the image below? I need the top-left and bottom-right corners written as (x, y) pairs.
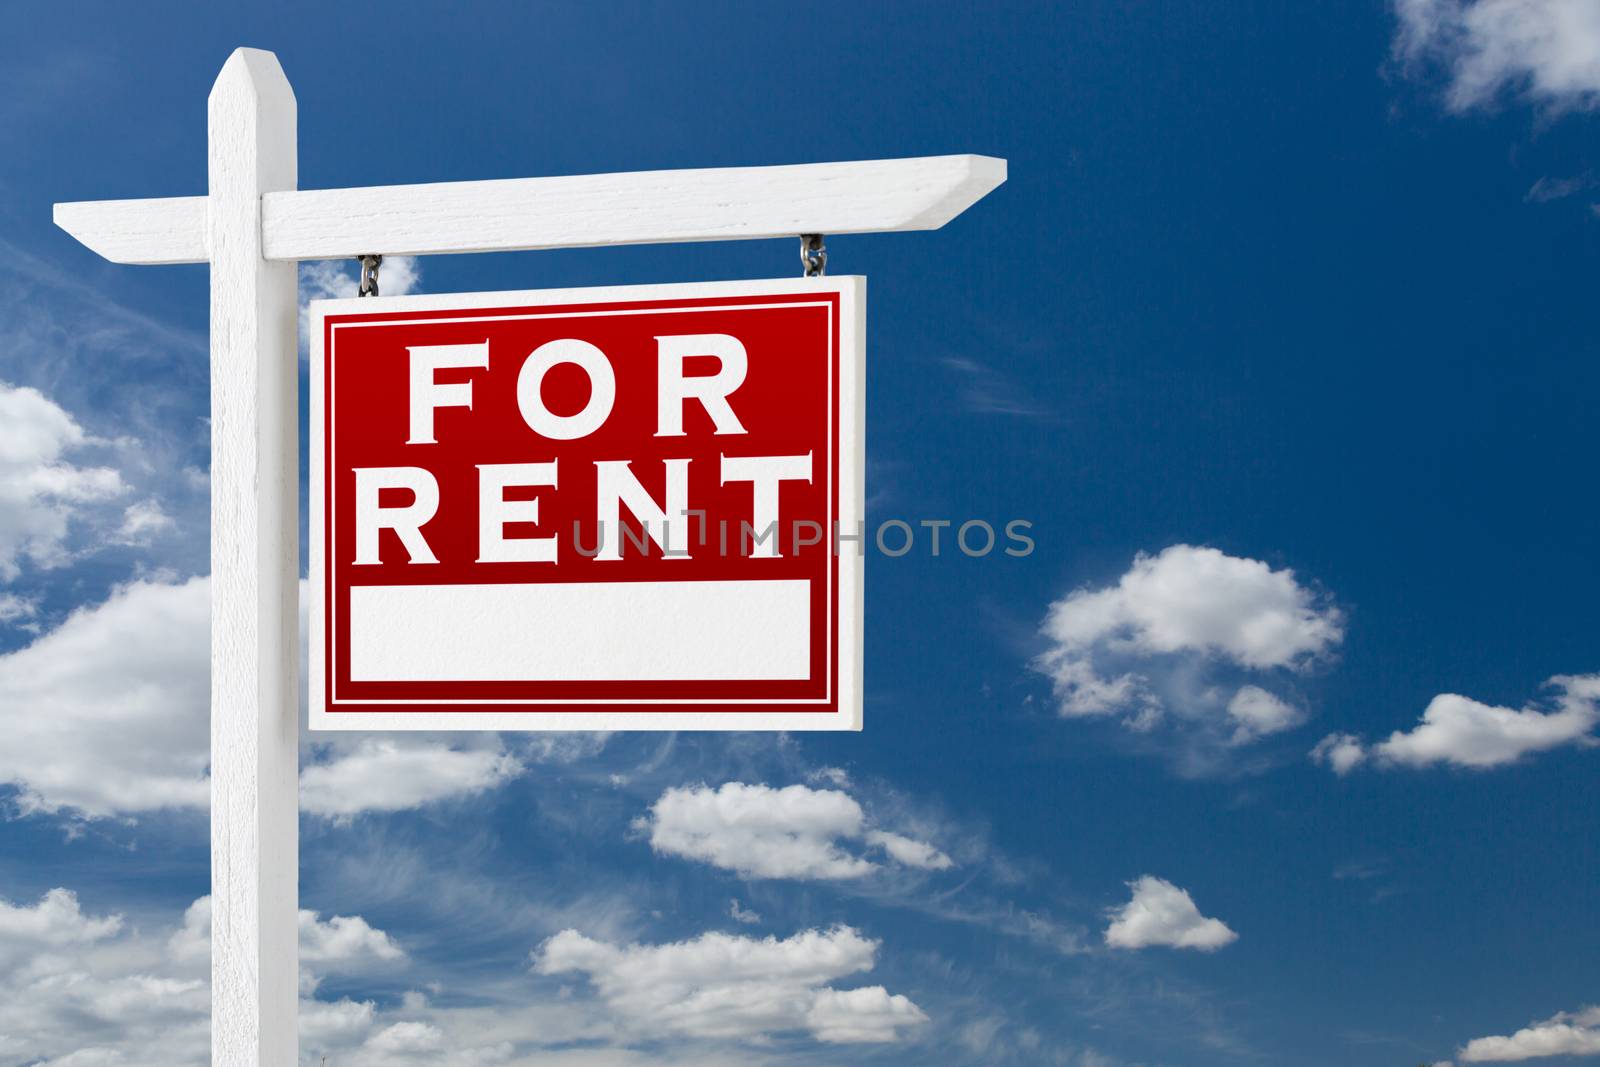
top-left (54, 154), bottom-right (1006, 265)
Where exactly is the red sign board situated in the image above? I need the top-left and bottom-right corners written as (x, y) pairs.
top-left (310, 279), bottom-right (863, 730)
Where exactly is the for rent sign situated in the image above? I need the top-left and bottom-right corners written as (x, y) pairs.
top-left (309, 278), bottom-right (864, 730)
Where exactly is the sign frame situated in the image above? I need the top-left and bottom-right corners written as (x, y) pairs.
top-left (309, 275), bottom-right (865, 732)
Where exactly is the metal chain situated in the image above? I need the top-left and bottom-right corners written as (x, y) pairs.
top-left (357, 254), bottom-right (382, 297)
top-left (800, 234), bottom-right (827, 277)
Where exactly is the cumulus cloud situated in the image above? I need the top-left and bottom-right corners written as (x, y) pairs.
top-left (1394, 0), bottom-right (1600, 112)
top-left (1313, 673), bottom-right (1599, 773)
top-left (0, 886), bottom-right (414, 1067)
top-left (1036, 545), bottom-right (1341, 746)
top-left (0, 888), bottom-right (206, 1067)
top-left (0, 576), bottom-right (570, 821)
top-left (1310, 733), bottom-right (1370, 776)
top-left (1226, 685), bottom-right (1305, 744)
top-left (534, 925), bottom-right (927, 1044)
top-left (1459, 1004), bottom-right (1600, 1061)
top-left (0, 888), bottom-right (123, 958)
top-left (1104, 876), bottom-right (1238, 952)
top-left (639, 782), bottom-right (952, 881)
top-left (0, 381), bottom-right (125, 580)
top-left (0, 576), bottom-right (210, 817)
top-left (6, 886), bottom-right (824, 1066)
top-left (170, 896), bottom-right (404, 972)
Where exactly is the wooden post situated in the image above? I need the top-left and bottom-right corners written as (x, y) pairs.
top-left (207, 48), bottom-right (298, 1067)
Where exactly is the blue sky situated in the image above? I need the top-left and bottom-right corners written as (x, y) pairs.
top-left (2, 2), bottom-right (1598, 1065)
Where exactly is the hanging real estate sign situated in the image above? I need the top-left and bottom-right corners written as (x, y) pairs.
top-left (309, 277), bottom-right (864, 730)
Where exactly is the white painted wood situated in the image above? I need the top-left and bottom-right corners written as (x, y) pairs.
top-left (54, 154), bottom-right (1005, 264)
top-left (264, 154), bottom-right (1005, 258)
top-left (51, 196), bottom-right (207, 265)
top-left (207, 47), bottom-right (298, 1067)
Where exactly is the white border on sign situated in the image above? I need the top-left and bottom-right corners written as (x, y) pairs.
top-left (309, 276), bottom-right (864, 732)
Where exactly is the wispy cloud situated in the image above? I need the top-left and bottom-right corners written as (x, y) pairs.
top-left (0, 381), bottom-right (128, 580)
top-left (1393, 0), bottom-right (1600, 113)
top-left (0, 240), bottom-right (210, 587)
top-left (940, 356), bottom-right (1048, 418)
top-left (1524, 173), bottom-right (1598, 202)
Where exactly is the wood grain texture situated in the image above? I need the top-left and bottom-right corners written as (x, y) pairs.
top-left (56, 154), bottom-right (1005, 263)
top-left (262, 154), bottom-right (1007, 258)
top-left (207, 47), bottom-right (299, 1067)
top-left (52, 196), bottom-right (206, 264)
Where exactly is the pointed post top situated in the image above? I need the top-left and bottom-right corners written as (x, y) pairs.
top-left (208, 47), bottom-right (296, 196)
top-left (209, 47), bottom-right (296, 111)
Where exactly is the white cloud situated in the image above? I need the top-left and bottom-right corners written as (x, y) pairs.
top-left (300, 908), bottom-right (405, 968)
top-left (728, 899), bottom-right (761, 925)
top-left (1226, 685), bottom-right (1305, 743)
top-left (165, 897), bottom-right (212, 967)
top-left (300, 738), bottom-right (524, 819)
top-left (865, 830), bottom-right (956, 871)
top-left (0, 888), bottom-right (123, 960)
top-left (1460, 1005), bottom-right (1600, 1061)
top-left (1042, 546), bottom-right (1342, 673)
top-left (0, 381), bottom-right (125, 580)
top-left (805, 985), bottom-right (930, 1044)
top-left (195, 900), bottom-right (394, 974)
top-left (807, 766), bottom-right (852, 789)
top-left (639, 782), bottom-right (952, 881)
top-left (534, 925), bottom-right (927, 1044)
top-left (941, 356), bottom-right (1047, 418)
top-left (1104, 876), bottom-right (1238, 951)
top-left (1314, 674), bottom-right (1599, 773)
top-left (0, 240), bottom-right (213, 579)
top-left (1036, 545), bottom-right (1341, 741)
top-left (166, 895), bottom-right (403, 1000)
top-left (0, 888), bottom-right (208, 1067)
top-left (0, 576), bottom-right (556, 821)
top-left (0, 576), bottom-right (210, 817)
top-left (299, 256), bottom-right (422, 356)
top-left (0, 591), bottom-right (38, 626)
top-left (1310, 732), bottom-right (1370, 775)
top-left (1379, 675), bottom-right (1598, 768)
top-left (1395, 0), bottom-right (1600, 112)
top-left (0, 887), bottom-right (416, 1067)
top-left (300, 997), bottom-right (379, 1049)
top-left (113, 498), bottom-right (175, 545)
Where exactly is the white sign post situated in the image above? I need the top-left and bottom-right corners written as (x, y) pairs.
top-left (55, 46), bottom-right (1004, 1067)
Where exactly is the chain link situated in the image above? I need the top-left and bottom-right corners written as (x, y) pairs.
top-left (357, 254), bottom-right (382, 297)
top-left (800, 234), bottom-right (826, 278)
